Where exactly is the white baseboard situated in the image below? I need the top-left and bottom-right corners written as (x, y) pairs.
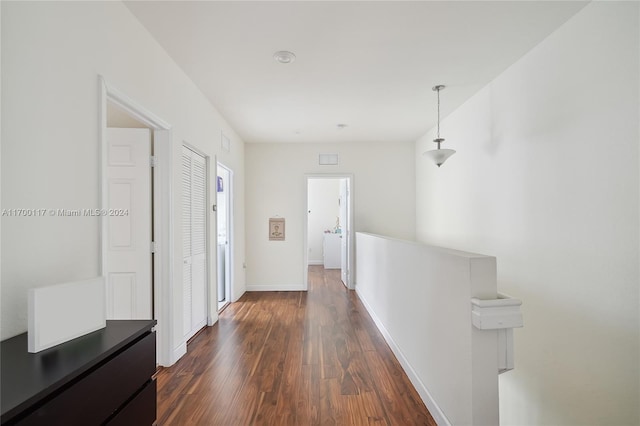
top-left (171, 342), bottom-right (187, 365)
top-left (308, 260), bottom-right (323, 265)
top-left (246, 284), bottom-right (306, 291)
top-left (231, 290), bottom-right (246, 302)
top-left (356, 288), bottom-right (451, 426)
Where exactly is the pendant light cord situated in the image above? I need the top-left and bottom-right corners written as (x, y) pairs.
top-left (424, 84), bottom-right (455, 167)
top-left (436, 87), bottom-right (441, 140)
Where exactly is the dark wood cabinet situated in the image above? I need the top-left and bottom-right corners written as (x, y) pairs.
top-left (1, 320), bottom-right (157, 425)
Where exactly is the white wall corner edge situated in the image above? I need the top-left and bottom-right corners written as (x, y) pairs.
top-left (28, 277), bottom-right (106, 353)
top-left (355, 288), bottom-right (452, 426)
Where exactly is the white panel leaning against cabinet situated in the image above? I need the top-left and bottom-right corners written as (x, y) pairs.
top-left (28, 277), bottom-right (106, 353)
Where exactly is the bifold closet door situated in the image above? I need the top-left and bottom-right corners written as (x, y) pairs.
top-left (182, 146), bottom-right (207, 341)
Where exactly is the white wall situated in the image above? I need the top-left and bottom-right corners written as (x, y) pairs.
top-left (415, 2), bottom-right (639, 425)
top-left (245, 142), bottom-right (415, 290)
top-left (0, 1), bottom-right (3, 335)
top-left (307, 178), bottom-right (340, 265)
top-left (1, 2), bottom-right (246, 362)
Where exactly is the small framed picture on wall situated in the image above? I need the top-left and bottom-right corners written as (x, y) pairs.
top-left (269, 218), bottom-right (285, 241)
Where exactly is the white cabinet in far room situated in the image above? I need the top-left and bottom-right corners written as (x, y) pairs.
top-left (323, 233), bottom-right (341, 269)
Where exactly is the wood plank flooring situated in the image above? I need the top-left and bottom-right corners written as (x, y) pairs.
top-left (156, 266), bottom-right (436, 425)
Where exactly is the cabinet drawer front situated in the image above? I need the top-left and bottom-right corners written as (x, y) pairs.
top-left (107, 379), bottom-right (156, 426)
top-left (18, 332), bottom-right (155, 425)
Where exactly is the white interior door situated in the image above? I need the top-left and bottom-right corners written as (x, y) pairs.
top-left (106, 128), bottom-right (152, 319)
top-left (339, 178), bottom-right (350, 286)
top-left (182, 146), bottom-right (208, 341)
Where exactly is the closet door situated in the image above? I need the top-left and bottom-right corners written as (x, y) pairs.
top-left (182, 147), bottom-right (208, 341)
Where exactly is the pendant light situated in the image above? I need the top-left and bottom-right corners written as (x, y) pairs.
top-left (423, 85), bottom-right (456, 167)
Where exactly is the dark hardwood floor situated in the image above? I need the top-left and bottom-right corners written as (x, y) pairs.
top-left (156, 265), bottom-right (436, 425)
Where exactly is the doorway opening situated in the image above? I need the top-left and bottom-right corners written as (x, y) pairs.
top-left (304, 175), bottom-right (354, 290)
top-left (99, 76), bottom-right (174, 366)
top-left (216, 163), bottom-right (233, 311)
top-left (105, 105), bottom-right (154, 320)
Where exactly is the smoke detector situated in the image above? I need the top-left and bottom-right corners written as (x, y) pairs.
top-left (273, 51), bottom-right (296, 64)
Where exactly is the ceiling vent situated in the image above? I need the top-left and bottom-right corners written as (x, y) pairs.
top-left (221, 132), bottom-right (230, 153)
top-left (319, 154), bottom-right (339, 166)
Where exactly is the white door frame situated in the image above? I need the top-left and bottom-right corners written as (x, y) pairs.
top-left (303, 174), bottom-right (355, 290)
top-left (98, 76), bottom-right (175, 366)
top-left (217, 162), bottom-right (234, 307)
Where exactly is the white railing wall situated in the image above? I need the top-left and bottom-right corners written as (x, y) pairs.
top-left (355, 232), bottom-right (500, 425)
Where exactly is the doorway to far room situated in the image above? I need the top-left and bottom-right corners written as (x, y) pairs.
top-left (305, 176), bottom-right (352, 289)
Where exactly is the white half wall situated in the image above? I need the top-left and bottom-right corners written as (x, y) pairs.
top-left (307, 178), bottom-right (340, 265)
top-left (415, 2), bottom-right (639, 424)
top-left (356, 232), bottom-right (500, 426)
top-left (245, 142), bottom-right (415, 290)
top-left (1, 2), bottom-right (246, 362)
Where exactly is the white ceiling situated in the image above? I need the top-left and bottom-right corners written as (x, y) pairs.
top-left (125, 1), bottom-right (587, 144)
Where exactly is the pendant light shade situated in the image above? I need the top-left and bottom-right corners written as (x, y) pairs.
top-left (423, 85), bottom-right (455, 167)
top-left (423, 148), bottom-right (456, 168)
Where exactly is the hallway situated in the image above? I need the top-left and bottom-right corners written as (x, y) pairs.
top-left (156, 265), bottom-right (435, 425)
